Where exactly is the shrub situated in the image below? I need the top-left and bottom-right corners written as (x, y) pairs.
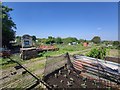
top-left (86, 47), bottom-right (106, 59)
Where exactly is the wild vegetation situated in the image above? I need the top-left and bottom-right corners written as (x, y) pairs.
top-left (86, 47), bottom-right (106, 59)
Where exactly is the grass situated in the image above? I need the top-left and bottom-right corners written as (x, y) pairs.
top-left (57, 44), bottom-right (89, 51)
top-left (27, 61), bottom-right (45, 72)
top-left (40, 44), bottom-right (93, 57)
top-left (0, 58), bottom-right (10, 65)
top-left (75, 49), bottom-right (92, 55)
top-left (106, 49), bottom-right (120, 57)
top-left (1, 54), bottom-right (45, 69)
top-left (1, 44), bottom-right (97, 69)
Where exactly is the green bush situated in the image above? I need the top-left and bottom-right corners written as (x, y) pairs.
top-left (86, 47), bottom-right (106, 59)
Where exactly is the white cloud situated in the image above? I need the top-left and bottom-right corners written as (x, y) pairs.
top-left (97, 27), bottom-right (102, 30)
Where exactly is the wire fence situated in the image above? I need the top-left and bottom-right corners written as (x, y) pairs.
top-left (43, 53), bottom-right (68, 77)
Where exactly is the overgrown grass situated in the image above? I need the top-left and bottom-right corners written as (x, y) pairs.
top-left (57, 44), bottom-right (88, 51)
top-left (0, 58), bottom-right (9, 65)
top-left (1, 54), bottom-right (45, 69)
top-left (27, 61), bottom-right (45, 72)
top-left (106, 49), bottom-right (120, 57)
top-left (0, 57), bottom-right (17, 69)
top-left (1, 44), bottom-right (94, 69)
top-left (39, 44), bottom-right (92, 57)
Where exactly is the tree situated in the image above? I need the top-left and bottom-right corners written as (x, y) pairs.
top-left (113, 41), bottom-right (120, 46)
top-left (79, 39), bottom-right (85, 42)
top-left (113, 41), bottom-right (120, 49)
top-left (91, 36), bottom-right (101, 44)
top-left (32, 35), bottom-right (36, 42)
top-left (55, 37), bottom-right (63, 44)
top-left (62, 37), bottom-right (78, 44)
top-left (40, 38), bottom-right (47, 44)
top-left (2, 5), bottom-right (16, 48)
top-left (46, 36), bottom-right (55, 44)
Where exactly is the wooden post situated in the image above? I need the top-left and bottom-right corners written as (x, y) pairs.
top-left (66, 52), bottom-right (73, 69)
top-left (66, 52), bottom-right (81, 74)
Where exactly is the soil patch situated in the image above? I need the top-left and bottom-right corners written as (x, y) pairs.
top-left (43, 67), bottom-right (116, 89)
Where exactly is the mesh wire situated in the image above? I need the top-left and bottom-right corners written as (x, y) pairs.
top-left (44, 54), bottom-right (67, 76)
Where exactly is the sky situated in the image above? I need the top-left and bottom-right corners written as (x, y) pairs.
top-left (3, 2), bottom-right (118, 40)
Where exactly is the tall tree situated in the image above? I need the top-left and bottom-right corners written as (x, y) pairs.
top-left (55, 37), bottom-right (63, 44)
top-left (113, 41), bottom-right (120, 46)
top-left (46, 36), bottom-right (55, 44)
top-left (62, 37), bottom-right (78, 44)
top-left (113, 41), bottom-right (120, 49)
top-left (91, 36), bottom-right (101, 44)
top-left (32, 35), bottom-right (36, 42)
top-left (2, 5), bottom-right (16, 48)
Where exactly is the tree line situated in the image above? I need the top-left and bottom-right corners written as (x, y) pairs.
top-left (16, 36), bottom-right (81, 45)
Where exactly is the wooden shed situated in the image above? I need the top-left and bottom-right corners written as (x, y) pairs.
top-left (21, 34), bottom-right (33, 48)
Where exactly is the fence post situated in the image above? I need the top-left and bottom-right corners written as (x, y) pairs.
top-left (66, 52), bottom-right (73, 69)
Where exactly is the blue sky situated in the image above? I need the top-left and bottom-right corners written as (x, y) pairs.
top-left (3, 2), bottom-right (118, 40)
